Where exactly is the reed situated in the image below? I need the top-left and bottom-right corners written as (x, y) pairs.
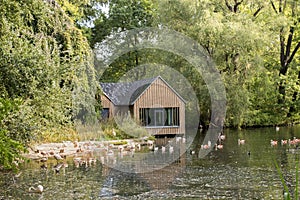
top-left (274, 156), bottom-right (299, 200)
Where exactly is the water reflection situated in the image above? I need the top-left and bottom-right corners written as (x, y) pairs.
top-left (1, 125), bottom-right (300, 199)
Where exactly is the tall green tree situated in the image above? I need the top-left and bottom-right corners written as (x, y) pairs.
top-left (91, 0), bottom-right (156, 82)
top-left (269, 0), bottom-right (300, 120)
top-left (0, 0), bottom-right (97, 149)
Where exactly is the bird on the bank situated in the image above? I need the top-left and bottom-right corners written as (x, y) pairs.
top-left (29, 185), bottom-right (43, 193)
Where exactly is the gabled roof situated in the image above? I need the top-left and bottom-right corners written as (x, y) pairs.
top-left (100, 76), bottom-right (185, 106)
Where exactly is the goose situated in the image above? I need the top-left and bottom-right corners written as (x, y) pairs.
top-left (238, 139), bottom-right (245, 145)
top-left (147, 140), bottom-right (154, 146)
top-left (270, 140), bottom-right (278, 146)
top-left (281, 140), bottom-right (288, 145)
top-left (118, 145), bottom-right (124, 152)
top-left (219, 134), bottom-right (226, 141)
top-left (29, 185), bottom-right (43, 193)
top-left (40, 163), bottom-right (47, 170)
top-left (207, 140), bottom-right (211, 147)
top-left (40, 157), bottom-right (48, 163)
top-left (107, 149), bottom-right (114, 156)
top-left (201, 144), bottom-right (210, 150)
top-left (176, 137), bottom-right (182, 143)
top-left (136, 143), bottom-right (141, 151)
top-left (161, 146), bottom-right (166, 153)
top-left (54, 153), bottom-right (63, 161)
top-left (169, 145), bottom-right (174, 153)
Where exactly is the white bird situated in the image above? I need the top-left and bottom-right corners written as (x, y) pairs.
top-left (118, 145), bottom-right (124, 152)
top-left (207, 140), bottom-right (211, 147)
top-left (29, 185), bottom-right (43, 193)
top-left (112, 128), bottom-right (116, 136)
top-left (219, 135), bottom-right (226, 141)
top-left (238, 139), bottom-right (245, 145)
top-left (169, 145), bottom-right (174, 153)
top-left (161, 146), bottom-right (166, 153)
top-left (276, 126), bottom-right (280, 131)
top-left (147, 140), bottom-right (154, 146)
top-left (54, 153), bottom-right (63, 161)
top-left (176, 137), bottom-right (182, 143)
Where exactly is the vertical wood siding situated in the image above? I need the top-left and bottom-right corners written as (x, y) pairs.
top-left (133, 78), bottom-right (185, 135)
top-left (101, 95), bottom-right (114, 117)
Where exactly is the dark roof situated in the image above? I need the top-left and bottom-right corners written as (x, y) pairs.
top-left (100, 76), bottom-right (185, 106)
top-left (100, 77), bottom-right (156, 105)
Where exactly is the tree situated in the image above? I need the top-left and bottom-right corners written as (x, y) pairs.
top-left (0, 0), bottom-right (97, 162)
top-left (269, 0), bottom-right (300, 119)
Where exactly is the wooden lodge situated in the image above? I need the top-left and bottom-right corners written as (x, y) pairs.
top-left (100, 76), bottom-right (185, 136)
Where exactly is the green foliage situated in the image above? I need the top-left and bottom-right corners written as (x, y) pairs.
top-left (0, 98), bottom-right (26, 170)
top-left (91, 0), bottom-right (155, 47)
top-left (0, 130), bottom-right (25, 170)
top-left (0, 0), bottom-right (98, 142)
top-left (152, 0), bottom-right (300, 128)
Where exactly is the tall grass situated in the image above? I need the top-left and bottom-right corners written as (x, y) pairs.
top-left (75, 113), bottom-right (151, 141)
top-left (274, 157), bottom-right (299, 200)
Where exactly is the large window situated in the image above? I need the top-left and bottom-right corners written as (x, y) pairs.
top-left (139, 107), bottom-right (179, 127)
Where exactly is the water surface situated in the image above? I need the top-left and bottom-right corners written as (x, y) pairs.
top-left (1, 125), bottom-right (300, 199)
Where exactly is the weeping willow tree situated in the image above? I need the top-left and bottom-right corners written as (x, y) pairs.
top-left (0, 0), bottom-right (98, 169)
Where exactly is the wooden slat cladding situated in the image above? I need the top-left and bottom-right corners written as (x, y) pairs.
top-left (101, 95), bottom-right (114, 117)
top-left (134, 78), bottom-right (185, 135)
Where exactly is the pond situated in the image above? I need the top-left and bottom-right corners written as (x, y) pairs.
top-left (1, 125), bottom-right (300, 199)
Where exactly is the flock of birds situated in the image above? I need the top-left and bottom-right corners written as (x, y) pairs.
top-left (28, 126), bottom-right (299, 194)
top-left (198, 133), bottom-right (246, 152)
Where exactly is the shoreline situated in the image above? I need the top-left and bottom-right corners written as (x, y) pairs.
top-left (24, 138), bottom-right (150, 160)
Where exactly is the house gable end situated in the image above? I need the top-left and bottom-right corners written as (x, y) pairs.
top-left (131, 76), bottom-right (185, 106)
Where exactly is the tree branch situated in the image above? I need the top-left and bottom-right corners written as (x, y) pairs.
top-left (233, 0), bottom-right (244, 12)
top-left (287, 42), bottom-right (300, 66)
top-left (280, 28), bottom-right (286, 71)
top-left (270, 0), bottom-right (278, 14)
top-left (279, 0), bottom-right (282, 13)
top-left (285, 26), bottom-right (295, 59)
top-left (253, 6), bottom-right (263, 17)
top-left (225, 0), bottom-right (233, 12)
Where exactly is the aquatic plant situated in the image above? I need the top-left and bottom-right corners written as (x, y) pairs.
top-left (274, 157), bottom-right (299, 200)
